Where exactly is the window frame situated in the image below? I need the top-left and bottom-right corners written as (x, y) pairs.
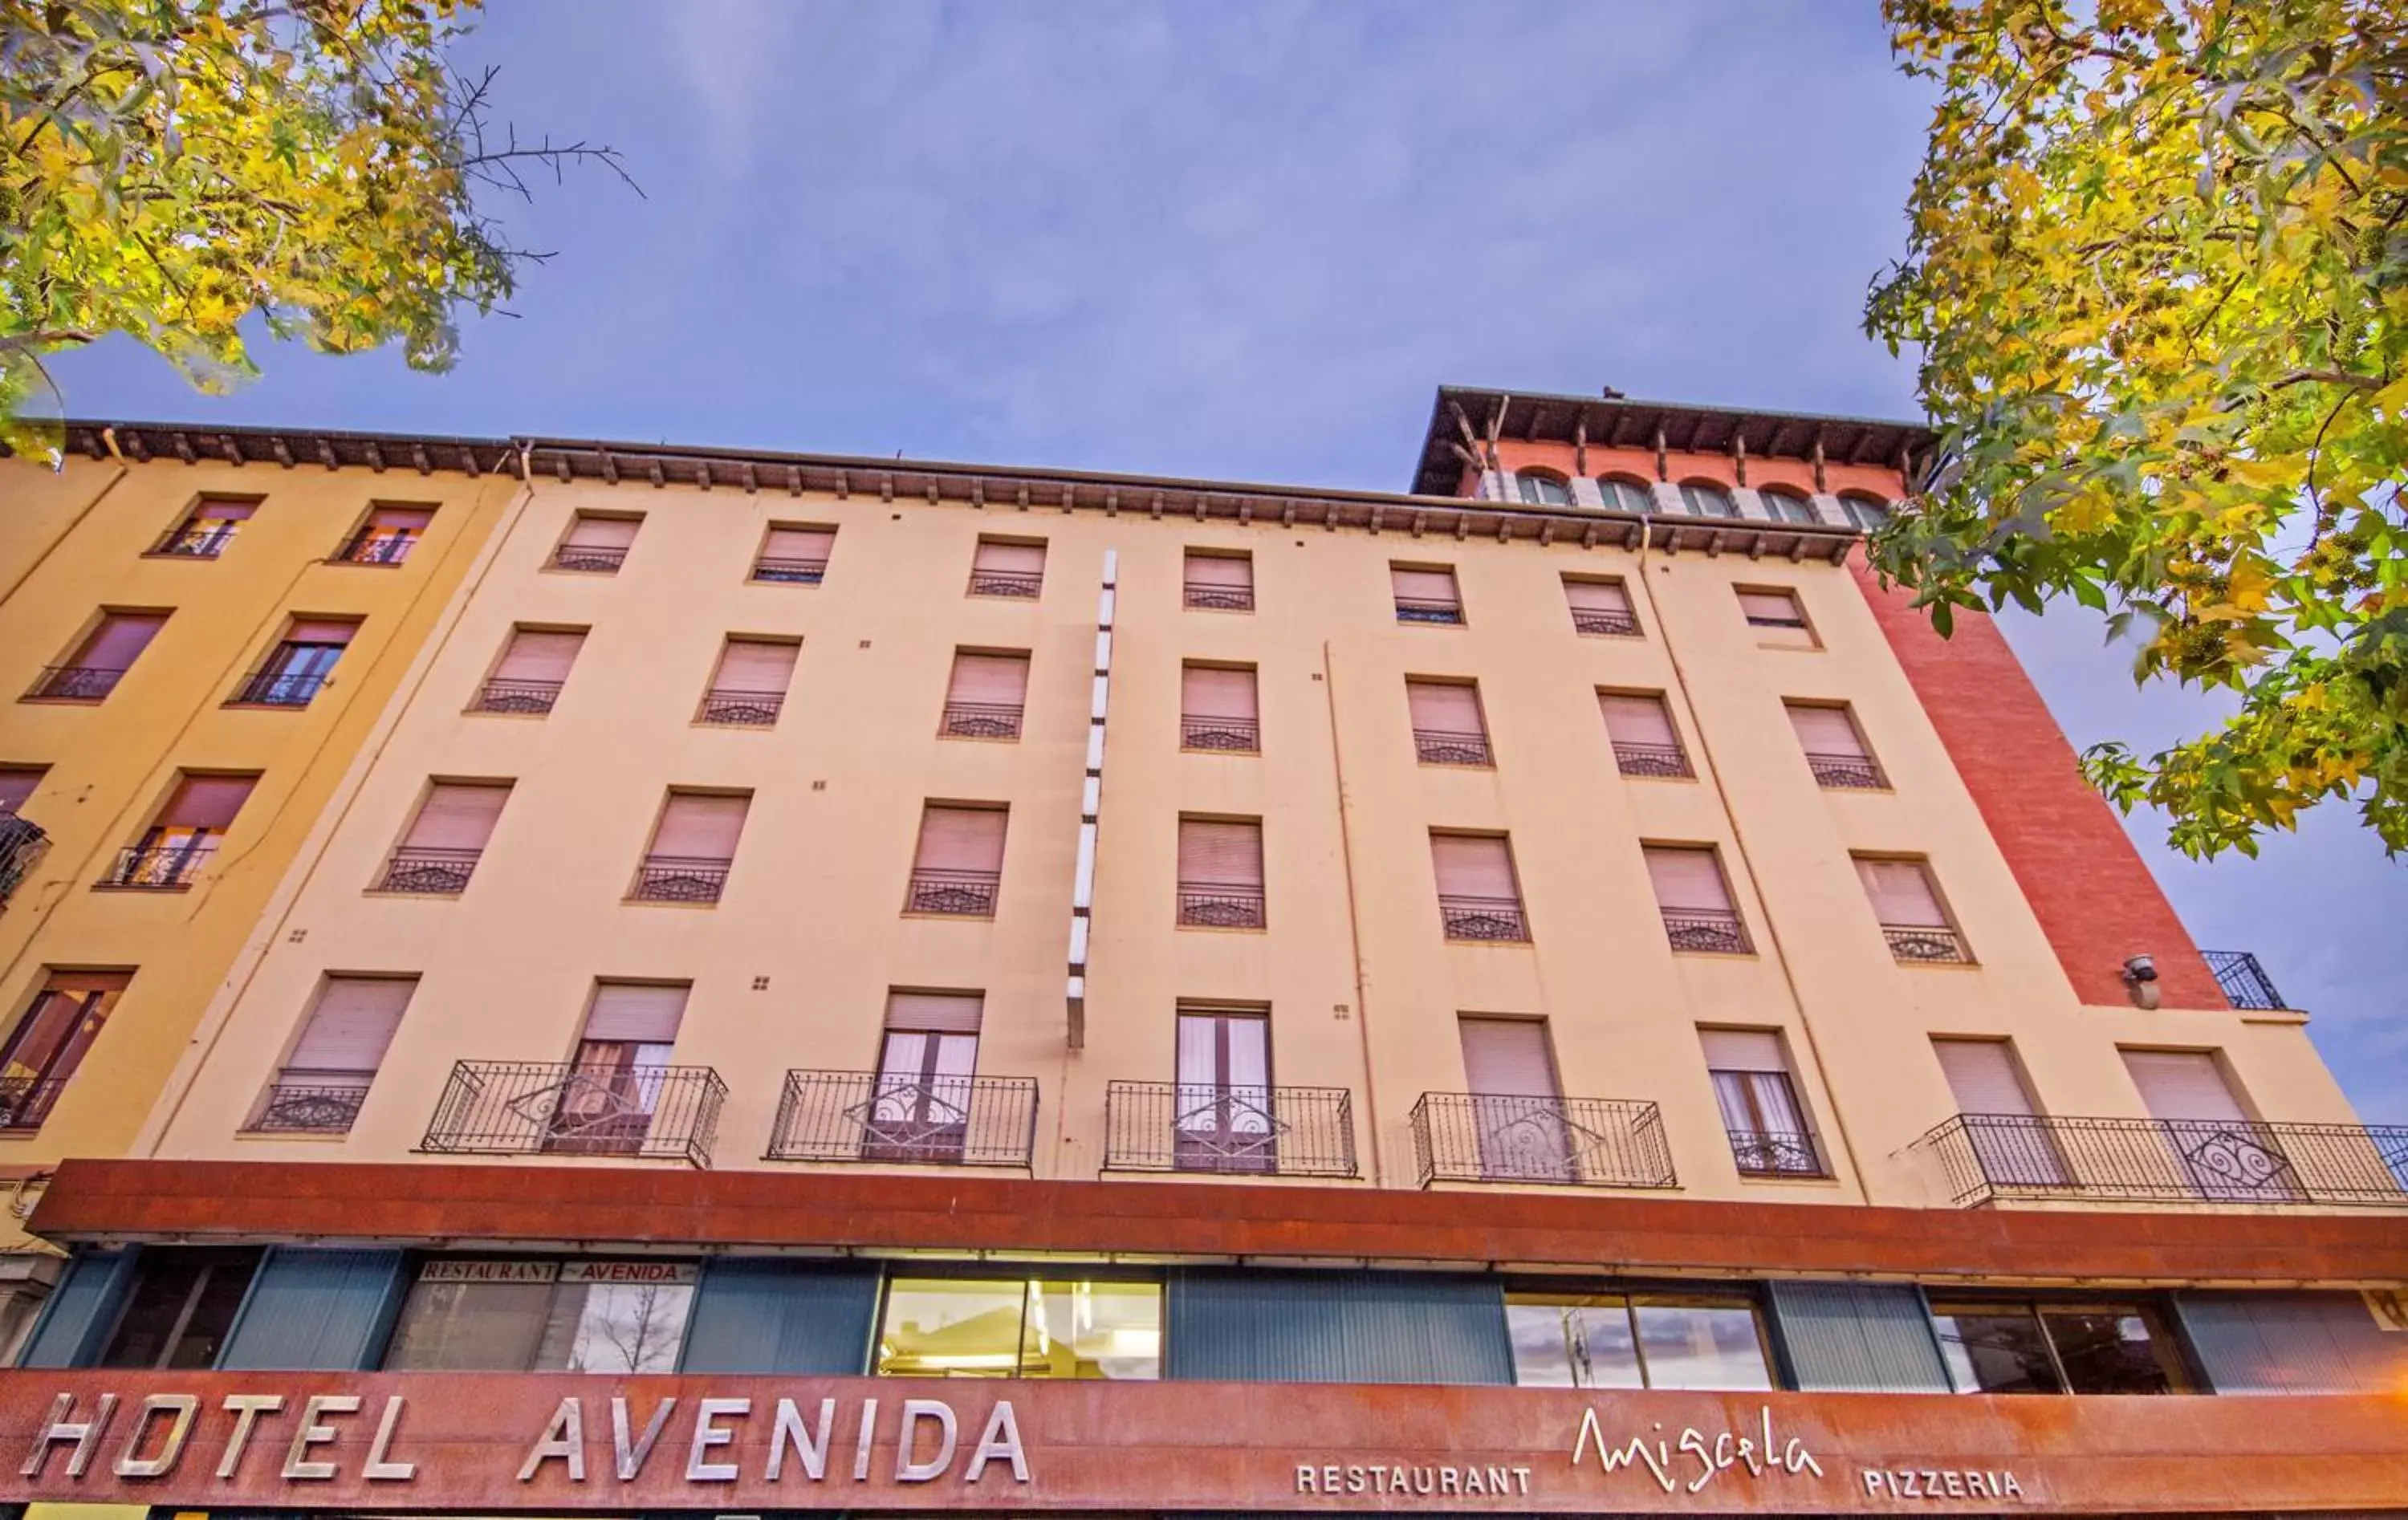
top-left (1926, 1294), bottom-right (2191, 1396)
top-left (872, 1268), bottom-right (1165, 1380)
top-left (1515, 470), bottom-right (1573, 507)
top-left (1503, 1283), bottom-right (1775, 1391)
top-left (380, 1254), bottom-right (702, 1374)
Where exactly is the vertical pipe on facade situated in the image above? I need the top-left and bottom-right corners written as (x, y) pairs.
top-left (1627, 528), bottom-right (1870, 1197)
top-left (1320, 638), bottom-right (1388, 1187)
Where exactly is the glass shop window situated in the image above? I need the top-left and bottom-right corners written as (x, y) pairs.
top-left (1506, 1290), bottom-right (1771, 1391)
top-left (876, 1276), bottom-right (1161, 1380)
top-left (382, 1258), bottom-right (697, 1373)
top-left (93, 1247), bottom-right (262, 1368)
top-left (1928, 1299), bottom-right (2188, 1395)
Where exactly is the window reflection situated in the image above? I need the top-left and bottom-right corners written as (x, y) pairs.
top-left (1507, 1291), bottom-right (1769, 1390)
top-left (878, 1277), bottom-right (1161, 1380)
top-left (384, 1260), bottom-right (695, 1373)
top-left (1930, 1299), bottom-right (2186, 1395)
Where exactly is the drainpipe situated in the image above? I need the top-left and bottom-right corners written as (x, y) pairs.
top-left (1321, 639), bottom-right (1388, 1187)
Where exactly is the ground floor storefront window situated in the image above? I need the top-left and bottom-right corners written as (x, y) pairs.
top-left (1928, 1299), bottom-right (2189, 1394)
top-left (384, 1258), bottom-right (697, 1372)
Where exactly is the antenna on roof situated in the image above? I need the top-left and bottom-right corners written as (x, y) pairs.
top-left (1601, 385), bottom-right (1626, 400)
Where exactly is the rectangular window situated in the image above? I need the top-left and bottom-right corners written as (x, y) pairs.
top-left (476, 626), bottom-right (584, 714)
top-left (1933, 1038), bottom-right (2069, 1188)
top-left (1180, 663), bottom-right (1259, 753)
top-left (31, 611), bottom-right (168, 701)
top-left (1645, 844), bottom-right (1750, 953)
top-left (968, 539), bottom-right (1045, 598)
top-left (109, 773), bottom-right (257, 888)
top-left (152, 497), bottom-right (258, 558)
top-left (907, 804), bottom-right (1006, 916)
top-left (753, 524), bottom-right (834, 584)
top-left (231, 617), bottom-right (355, 707)
top-left (384, 1258), bottom-right (698, 1372)
top-left (250, 975), bottom-right (416, 1133)
top-left (1183, 550), bottom-right (1254, 611)
top-left (1563, 575), bottom-right (1639, 636)
top-left (91, 1247), bottom-right (262, 1368)
top-left (552, 514), bottom-right (640, 573)
top-left (1176, 817), bottom-right (1266, 928)
top-left (877, 1276), bottom-right (1161, 1379)
top-left (1600, 691), bottom-right (1691, 778)
top-left (1701, 1028), bottom-right (1824, 1177)
top-left (633, 791), bottom-right (749, 904)
top-left (1738, 586), bottom-right (1816, 648)
top-left (0, 970), bottom-right (131, 1129)
top-left (868, 990), bottom-right (984, 1163)
top-left (0, 765), bottom-right (45, 815)
top-left (942, 651), bottom-right (1031, 740)
top-left (1392, 564), bottom-right (1463, 625)
top-left (1406, 679), bottom-right (1492, 766)
top-left (1787, 701), bottom-right (1883, 788)
top-left (699, 638), bottom-right (799, 726)
top-left (1507, 1290), bottom-right (1771, 1390)
top-left (338, 505), bottom-right (434, 566)
top-left (1930, 1299), bottom-right (2187, 1395)
top-left (546, 984), bottom-right (690, 1157)
top-left (1856, 856), bottom-right (1971, 963)
top-left (1430, 833), bottom-right (1527, 941)
top-left (378, 780), bottom-right (510, 894)
top-left (1456, 1017), bottom-right (1572, 1181)
top-left (1176, 1005), bottom-right (1275, 1173)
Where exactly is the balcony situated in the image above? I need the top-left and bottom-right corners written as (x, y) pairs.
top-left (0, 1076), bottom-right (68, 1132)
top-left (1571, 607), bottom-right (1639, 636)
top-left (1663, 907), bottom-right (1751, 954)
top-left (1413, 728), bottom-right (1493, 766)
top-left (698, 689), bottom-right (784, 726)
top-left (227, 669), bottom-right (326, 707)
top-left (103, 840), bottom-right (213, 890)
top-left (472, 678), bottom-right (563, 715)
top-left (905, 868), bottom-right (999, 917)
top-left (1409, 1092), bottom-right (1677, 1189)
top-left (1178, 880), bottom-right (1265, 929)
top-left (967, 568), bottom-right (1042, 598)
top-left (1612, 741), bottom-right (1693, 778)
top-left (25, 665), bottom-right (122, 702)
top-left (767, 1070), bottom-right (1039, 1167)
top-left (940, 701), bottom-right (1023, 740)
top-left (421, 1059), bottom-right (726, 1167)
top-left (335, 532), bottom-right (417, 566)
top-left (628, 855), bottom-right (732, 904)
top-left (551, 543), bottom-right (628, 573)
top-left (1183, 580), bottom-right (1254, 611)
top-left (1181, 714), bottom-right (1259, 752)
top-left (1, 813), bottom-right (49, 906)
top-left (149, 525), bottom-right (234, 558)
top-left (2204, 949), bottom-right (2288, 1010)
top-left (1394, 597), bottom-right (1464, 625)
top-left (1439, 894), bottom-right (1529, 942)
top-left (1804, 751), bottom-right (1887, 789)
top-left (1917, 1113), bottom-right (2408, 1209)
top-left (750, 556), bottom-right (827, 584)
top-left (1884, 923), bottom-right (1975, 964)
top-left (1103, 1080), bottom-right (1357, 1177)
top-left (1728, 1128), bottom-right (1828, 1178)
top-left (376, 847), bottom-right (480, 895)
top-left (243, 1077), bottom-right (370, 1134)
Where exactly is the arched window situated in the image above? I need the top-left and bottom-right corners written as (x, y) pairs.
top-left (1597, 477), bottom-right (1656, 514)
top-left (1516, 471), bottom-right (1572, 507)
top-left (1840, 494), bottom-right (1891, 531)
top-left (1759, 488), bottom-right (1818, 525)
top-left (1678, 482), bottom-right (1738, 518)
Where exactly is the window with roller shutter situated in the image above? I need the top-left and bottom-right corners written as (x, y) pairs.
top-left (1180, 664), bottom-right (1259, 752)
top-left (1786, 702), bottom-right (1884, 788)
top-left (1177, 817), bottom-right (1266, 928)
top-left (0, 766), bottom-right (46, 816)
top-left (632, 792), bottom-right (749, 904)
top-left (2120, 1049), bottom-right (2294, 1201)
top-left (1736, 587), bottom-right (1816, 648)
top-left (699, 639), bottom-right (799, 727)
top-left (1455, 1017), bottom-right (1573, 1181)
top-left (0, 970), bottom-right (132, 1129)
top-left (1563, 575), bottom-right (1639, 636)
top-left (336, 505), bottom-right (433, 565)
top-left (151, 497), bottom-right (258, 558)
top-left (942, 651), bottom-right (1031, 740)
top-left (378, 780), bottom-right (510, 894)
top-left (1700, 1028), bottom-right (1824, 1177)
top-left (475, 627), bottom-right (584, 714)
top-left (1854, 856), bottom-right (1971, 963)
top-left (108, 773), bottom-right (257, 888)
top-left (753, 525), bottom-right (835, 584)
top-left (968, 539), bottom-right (1045, 598)
top-left (1600, 692), bottom-right (1690, 778)
top-left (1391, 564), bottom-right (1463, 625)
top-left (31, 610), bottom-right (169, 701)
top-left (906, 805), bottom-right (1007, 916)
top-left (1406, 681), bottom-right (1491, 766)
top-left (548, 983), bottom-right (693, 1156)
top-left (1430, 833), bottom-right (1527, 942)
top-left (231, 617), bottom-right (356, 707)
top-left (1932, 1039), bottom-right (2070, 1188)
top-left (865, 991), bottom-right (986, 1163)
top-left (249, 976), bottom-right (417, 1132)
top-left (1183, 551), bottom-right (1254, 611)
top-left (552, 514), bottom-right (640, 573)
top-left (1645, 845), bottom-right (1750, 953)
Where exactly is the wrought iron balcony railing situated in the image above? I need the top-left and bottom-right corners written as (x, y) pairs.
top-left (1181, 714), bottom-right (1259, 752)
top-left (244, 1076), bottom-right (372, 1133)
top-left (629, 855), bottom-right (732, 904)
top-left (336, 532), bottom-right (418, 566)
top-left (1, 813), bottom-right (49, 906)
top-left (750, 556), bottom-right (828, 584)
top-left (26, 665), bottom-right (124, 701)
top-left (1727, 1128), bottom-right (1828, 1178)
top-left (967, 568), bottom-right (1043, 598)
top-left (2203, 949), bottom-right (2288, 1011)
top-left (941, 701), bottom-right (1023, 739)
top-left (0, 1076), bottom-right (69, 1131)
top-left (1917, 1113), bottom-right (2408, 1208)
top-left (1804, 751), bottom-right (1887, 789)
top-left (1571, 607), bottom-right (1640, 636)
top-left (1183, 581), bottom-right (1254, 611)
top-left (150, 525), bottom-right (235, 558)
top-left (1663, 908), bottom-right (1751, 954)
top-left (1613, 742), bottom-right (1693, 778)
top-left (767, 1070), bottom-right (1039, 1167)
top-left (1104, 1080), bottom-right (1357, 1177)
top-left (376, 847), bottom-right (481, 895)
top-left (1409, 1092), bottom-right (1677, 1189)
top-left (1394, 596), bottom-right (1465, 625)
top-left (1414, 728), bottom-right (1494, 766)
top-left (472, 678), bottom-right (563, 715)
top-left (905, 868), bottom-right (999, 916)
top-left (1177, 880), bottom-right (1266, 929)
top-left (698, 689), bottom-right (784, 726)
top-left (421, 1059), bottom-right (726, 1167)
top-left (104, 840), bottom-right (214, 889)
top-left (1884, 923), bottom-right (1975, 964)
top-left (1440, 894), bottom-right (1530, 942)
top-left (228, 669), bottom-right (327, 707)
top-left (551, 543), bottom-right (628, 572)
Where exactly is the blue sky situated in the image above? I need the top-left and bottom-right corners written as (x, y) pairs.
top-left (48, 2), bottom-right (2404, 1118)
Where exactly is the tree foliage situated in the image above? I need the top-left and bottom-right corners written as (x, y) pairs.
top-left (1867, 0), bottom-right (2408, 856)
top-left (1, 0), bottom-right (630, 455)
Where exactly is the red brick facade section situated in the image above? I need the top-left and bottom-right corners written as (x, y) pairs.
top-left (1848, 559), bottom-right (2229, 1010)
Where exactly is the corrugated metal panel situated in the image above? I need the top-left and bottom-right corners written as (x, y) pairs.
top-left (218, 1247), bottom-right (405, 1370)
top-left (1768, 1280), bottom-right (1949, 1392)
top-left (680, 1259), bottom-right (880, 1374)
top-left (2176, 1291), bottom-right (2408, 1393)
top-left (1167, 1269), bottom-right (1510, 1385)
top-left (17, 1248), bottom-right (137, 1368)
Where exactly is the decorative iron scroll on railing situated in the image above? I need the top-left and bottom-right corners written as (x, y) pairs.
top-left (245, 1079), bottom-right (371, 1134)
top-left (552, 543), bottom-right (628, 572)
top-left (420, 1059), bottom-right (726, 1168)
top-left (229, 669), bottom-right (326, 706)
top-left (1571, 607), bottom-right (1639, 636)
top-left (1804, 751), bottom-right (1886, 789)
top-left (1182, 580), bottom-right (1254, 611)
top-left (1727, 1128), bottom-right (1827, 1178)
top-left (105, 841), bottom-right (214, 889)
top-left (941, 701), bottom-right (1023, 739)
top-left (1180, 714), bottom-right (1259, 752)
top-left (1883, 924), bottom-right (1975, 964)
top-left (628, 856), bottom-right (733, 904)
top-left (1178, 881), bottom-right (1266, 928)
top-left (1662, 908), bottom-right (1751, 954)
top-left (473, 678), bottom-right (563, 714)
top-left (1414, 728), bottom-right (1494, 766)
top-left (967, 568), bottom-right (1042, 598)
top-left (767, 1070), bottom-right (1039, 1167)
top-left (376, 847), bottom-right (481, 896)
top-left (905, 868), bottom-right (1000, 916)
top-left (1438, 894), bottom-right (1530, 942)
top-left (698, 689), bottom-right (784, 726)
top-left (1916, 1112), bottom-right (2408, 1208)
top-left (26, 665), bottom-right (123, 701)
top-left (1409, 1092), bottom-right (1677, 1189)
top-left (1103, 1080), bottom-right (1357, 1177)
top-left (1394, 596), bottom-right (1464, 625)
top-left (336, 533), bottom-right (417, 565)
top-left (750, 556), bottom-right (827, 584)
top-left (1613, 741), bottom-right (1692, 778)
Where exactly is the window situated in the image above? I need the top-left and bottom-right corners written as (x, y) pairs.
top-left (337, 505), bottom-right (433, 565)
top-left (0, 971), bottom-right (130, 1129)
top-left (1515, 472), bottom-right (1572, 506)
top-left (1738, 587), bottom-right (1816, 648)
top-left (250, 976), bottom-right (416, 1133)
top-left (1856, 856), bottom-right (1971, 963)
top-left (548, 983), bottom-right (690, 1156)
top-left (1932, 1038), bottom-right (2068, 1188)
top-left (1644, 844), bottom-right (1749, 953)
top-left (151, 497), bottom-right (256, 558)
top-left (1700, 1029), bottom-right (1823, 1177)
top-left (968, 539), bottom-right (1045, 598)
top-left (108, 773), bottom-right (256, 888)
top-left (2121, 1049), bottom-right (2283, 1201)
top-left (1391, 564), bottom-right (1463, 625)
top-left (907, 804), bottom-right (1006, 916)
top-left (633, 791), bottom-right (749, 903)
top-left (0, 766), bottom-right (44, 815)
top-left (1840, 493), bottom-right (1892, 531)
top-left (1181, 663), bottom-right (1259, 752)
top-left (1929, 1299), bottom-right (2186, 1395)
top-left (876, 1276), bottom-right (1161, 1379)
top-left (942, 651), bottom-right (1030, 740)
top-left (1430, 833), bottom-right (1527, 942)
top-left (384, 1258), bottom-right (698, 1372)
top-left (1678, 482), bottom-right (1738, 518)
top-left (30, 611), bottom-right (167, 701)
top-left (475, 627), bottom-right (584, 714)
top-left (1177, 817), bottom-right (1266, 928)
top-left (92, 1248), bottom-right (262, 1368)
top-left (230, 617), bottom-right (354, 706)
top-left (552, 514), bottom-right (639, 573)
top-left (699, 638), bottom-right (799, 726)
top-left (1507, 1290), bottom-right (1771, 1390)
top-left (1564, 575), bottom-right (1639, 636)
top-left (1597, 477), bottom-right (1657, 514)
top-left (1786, 701), bottom-right (1883, 788)
top-left (378, 780), bottom-right (510, 894)
top-left (1599, 691), bottom-right (1690, 778)
top-left (753, 524), bottom-right (834, 584)
top-left (1759, 487), bottom-right (1818, 524)
top-left (868, 991), bottom-right (984, 1163)
top-left (1184, 550), bottom-right (1254, 611)
top-left (1457, 1017), bottom-right (1572, 1181)
top-left (1176, 1005), bottom-right (1275, 1173)
top-left (1405, 679), bottom-right (1491, 766)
